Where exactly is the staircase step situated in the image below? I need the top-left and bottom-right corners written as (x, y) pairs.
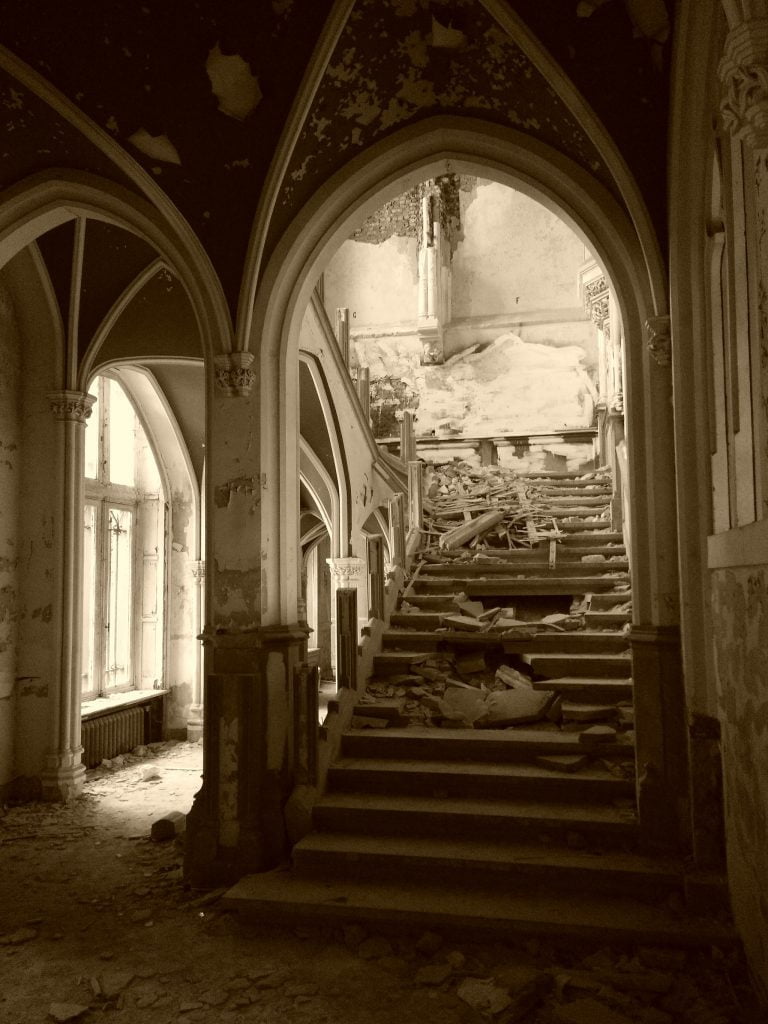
top-left (381, 629), bottom-right (629, 654)
top-left (412, 576), bottom-right (630, 596)
top-left (524, 653), bottom-right (632, 678)
top-left (586, 610), bottom-right (632, 627)
top-left (501, 631), bottom-right (629, 654)
top-left (327, 758), bottom-right (633, 801)
top-left (553, 520), bottom-right (615, 531)
top-left (558, 531), bottom-right (625, 545)
top-left (341, 727), bottom-right (633, 762)
top-left (223, 871), bottom-right (735, 947)
top-left (531, 677), bottom-right (633, 702)
top-left (292, 833), bottom-right (682, 898)
top-left (313, 791), bottom-right (637, 846)
top-left (538, 495), bottom-right (612, 508)
top-left (417, 561), bottom-right (630, 577)
top-left (588, 592), bottom-right (633, 610)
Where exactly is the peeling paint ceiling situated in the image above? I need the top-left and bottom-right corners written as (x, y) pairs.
top-left (0, 0), bottom-right (670, 312)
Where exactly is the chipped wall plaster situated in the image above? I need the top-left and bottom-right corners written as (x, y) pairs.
top-left (205, 45), bottom-right (262, 120)
top-left (0, 280), bottom-right (20, 791)
top-left (712, 566), bottom-right (768, 990)
top-left (274, 0), bottom-right (610, 247)
top-left (2, 251), bottom-right (62, 780)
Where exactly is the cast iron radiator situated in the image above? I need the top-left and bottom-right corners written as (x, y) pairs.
top-left (81, 705), bottom-right (146, 768)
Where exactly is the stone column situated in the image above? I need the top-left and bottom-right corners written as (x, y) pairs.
top-left (326, 556), bottom-right (367, 675)
top-left (41, 390), bottom-right (96, 801)
top-left (336, 307), bottom-right (350, 368)
top-left (400, 410), bottom-right (416, 464)
top-left (185, 356), bottom-right (310, 886)
top-left (389, 493), bottom-right (406, 568)
top-left (628, 314), bottom-right (688, 850)
top-left (417, 190), bottom-right (449, 364)
top-left (187, 559), bottom-right (205, 742)
top-left (357, 366), bottom-right (370, 425)
top-left (408, 460), bottom-right (424, 534)
top-left (335, 588), bottom-right (358, 691)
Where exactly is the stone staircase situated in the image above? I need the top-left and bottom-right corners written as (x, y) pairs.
top-left (224, 471), bottom-right (732, 947)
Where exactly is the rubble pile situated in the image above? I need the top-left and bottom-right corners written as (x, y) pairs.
top-left (421, 460), bottom-right (612, 552)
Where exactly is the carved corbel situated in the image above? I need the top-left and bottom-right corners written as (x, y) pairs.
top-left (214, 351), bottom-right (255, 396)
top-left (583, 275), bottom-right (611, 336)
top-left (47, 390), bottom-right (97, 423)
top-left (719, 20), bottom-right (768, 149)
top-left (326, 556), bottom-right (365, 584)
top-left (646, 315), bottom-right (671, 366)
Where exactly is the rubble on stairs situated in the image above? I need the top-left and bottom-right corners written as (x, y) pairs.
top-left (421, 459), bottom-right (613, 553)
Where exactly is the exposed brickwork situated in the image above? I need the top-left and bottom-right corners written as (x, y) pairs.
top-left (352, 174), bottom-right (477, 253)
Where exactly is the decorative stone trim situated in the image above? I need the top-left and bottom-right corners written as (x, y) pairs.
top-left (326, 556), bottom-right (365, 583)
top-left (646, 315), bottom-right (672, 366)
top-left (214, 351), bottom-right (255, 396)
top-left (719, 20), bottom-right (768, 149)
top-left (47, 390), bottom-right (97, 423)
top-left (583, 275), bottom-right (611, 336)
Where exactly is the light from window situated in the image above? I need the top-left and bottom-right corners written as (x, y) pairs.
top-left (84, 380), bottom-right (99, 479)
top-left (81, 503), bottom-right (97, 693)
top-left (105, 507), bottom-right (133, 690)
top-left (108, 379), bottom-right (136, 487)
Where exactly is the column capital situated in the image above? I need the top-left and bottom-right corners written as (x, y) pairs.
top-left (47, 390), bottom-right (96, 423)
top-left (583, 274), bottom-right (610, 336)
top-left (326, 556), bottom-right (365, 584)
top-left (214, 351), bottom-right (255, 396)
top-left (719, 19), bottom-right (768, 148)
top-left (646, 315), bottom-right (672, 366)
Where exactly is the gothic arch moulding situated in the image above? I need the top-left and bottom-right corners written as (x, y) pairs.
top-left (0, 172), bottom-right (233, 369)
top-left (251, 116), bottom-right (671, 625)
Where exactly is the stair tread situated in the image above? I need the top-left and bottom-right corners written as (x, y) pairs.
top-left (317, 790), bottom-right (635, 822)
top-left (223, 872), bottom-right (735, 946)
top-left (342, 724), bottom-right (630, 749)
top-left (295, 832), bottom-right (681, 875)
top-left (331, 758), bottom-right (626, 783)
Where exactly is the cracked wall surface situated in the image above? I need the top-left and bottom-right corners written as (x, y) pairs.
top-left (712, 567), bottom-right (768, 986)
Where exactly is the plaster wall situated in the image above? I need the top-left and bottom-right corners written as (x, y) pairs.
top-left (0, 277), bottom-right (20, 795)
top-left (451, 182), bottom-right (588, 319)
top-left (299, 301), bottom-right (396, 548)
top-left (3, 251), bottom-right (63, 784)
top-left (323, 236), bottom-right (418, 337)
top-left (711, 565), bottom-right (768, 992)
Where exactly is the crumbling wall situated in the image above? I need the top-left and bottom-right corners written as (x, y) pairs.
top-left (0, 277), bottom-right (20, 797)
top-left (323, 234), bottom-right (419, 336)
top-left (711, 566), bottom-right (768, 987)
top-left (3, 249), bottom-right (62, 786)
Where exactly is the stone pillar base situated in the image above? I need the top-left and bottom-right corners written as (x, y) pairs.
top-left (40, 755), bottom-right (86, 802)
top-left (630, 625), bottom-right (690, 853)
top-left (184, 624), bottom-right (309, 888)
top-left (186, 705), bottom-right (204, 744)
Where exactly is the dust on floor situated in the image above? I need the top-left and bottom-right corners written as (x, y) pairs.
top-left (0, 741), bottom-right (763, 1024)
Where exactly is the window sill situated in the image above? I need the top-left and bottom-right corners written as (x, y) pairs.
top-left (81, 688), bottom-right (168, 721)
top-left (708, 518), bottom-right (768, 569)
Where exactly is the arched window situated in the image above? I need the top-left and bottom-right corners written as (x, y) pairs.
top-left (82, 375), bottom-right (166, 699)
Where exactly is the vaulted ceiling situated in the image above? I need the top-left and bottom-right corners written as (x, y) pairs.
top-left (0, 0), bottom-right (671, 316)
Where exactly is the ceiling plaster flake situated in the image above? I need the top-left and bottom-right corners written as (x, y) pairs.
top-left (275, 0), bottom-right (611, 228)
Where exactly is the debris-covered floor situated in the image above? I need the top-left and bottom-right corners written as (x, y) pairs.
top-left (0, 749), bottom-right (765, 1022)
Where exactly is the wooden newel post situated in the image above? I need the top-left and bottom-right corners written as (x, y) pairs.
top-left (367, 536), bottom-right (385, 619)
top-left (389, 492), bottom-right (406, 567)
top-left (408, 460), bottom-right (424, 533)
top-left (336, 307), bottom-right (350, 367)
top-left (357, 366), bottom-right (370, 424)
top-left (400, 409), bottom-right (416, 463)
top-left (292, 662), bottom-right (319, 787)
top-left (336, 588), bottom-right (358, 690)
